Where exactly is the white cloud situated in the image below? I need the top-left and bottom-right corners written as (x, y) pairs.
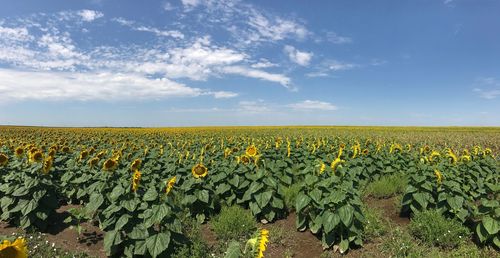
top-left (238, 100), bottom-right (271, 113)
top-left (211, 91), bottom-right (238, 98)
top-left (0, 69), bottom-right (205, 101)
top-left (283, 45), bottom-right (313, 66)
top-left (289, 100), bottom-right (337, 111)
top-left (221, 66), bottom-right (291, 88)
top-left (251, 58), bottom-right (278, 69)
top-left (326, 32), bottom-right (352, 44)
top-left (247, 12), bottom-right (308, 42)
top-left (473, 77), bottom-right (500, 99)
top-left (78, 10), bottom-right (104, 22)
top-left (163, 2), bottom-right (175, 11)
top-left (181, 0), bottom-right (201, 9)
top-left (135, 26), bottom-right (184, 39)
top-left (0, 25), bottom-right (32, 41)
top-left (113, 18), bottom-right (184, 39)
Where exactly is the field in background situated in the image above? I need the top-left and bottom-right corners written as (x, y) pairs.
top-left (0, 126), bottom-right (498, 257)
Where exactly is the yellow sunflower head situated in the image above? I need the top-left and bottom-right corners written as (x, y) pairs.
top-left (246, 145), bottom-right (257, 157)
top-left (330, 157), bottom-right (345, 174)
top-left (460, 155), bottom-right (471, 163)
top-left (131, 170), bottom-right (141, 192)
top-left (30, 151), bottom-right (44, 163)
top-left (434, 169), bottom-right (443, 185)
top-left (484, 148), bottom-right (492, 156)
top-left (165, 176), bottom-right (177, 195)
top-left (446, 149), bottom-right (458, 165)
top-left (362, 149), bottom-right (369, 155)
top-left (103, 158), bottom-right (118, 171)
top-left (96, 151), bottom-right (106, 159)
top-left (61, 146), bottom-right (70, 153)
top-left (15, 147), bottom-right (24, 157)
top-left (88, 157), bottom-right (99, 168)
top-left (319, 162), bottom-right (326, 174)
top-left (42, 157), bottom-right (53, 174)
top-left (256, 229), bottom-right (269, 258)
top-left (240, 155), bottom-right (251, 165)
top-left (130, 159), bottom-right (142, 171)
top-left (79, 150), bottom-right (89, 161)
top-left (0, 153), bottom-right (8, 166)
top-left (0, 237), bottom-right (28, 258)
top-left (48, 149), bottom-right (56, 158)
top-left (192, 163), bottom-right (208, 179)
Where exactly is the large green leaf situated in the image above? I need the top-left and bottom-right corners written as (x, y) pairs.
top-left (322, 210), bottom-right (340, 234)
top-left (295, 193), bottom-right (311, 212)
top-left (224, 241), bottom-right (241, 258)
top-left (482, 216), bottom-right (499, 235)
top-left (338, 205), bottom-right (354, 227)
top-left (146, 232), bottom-right (170, 258)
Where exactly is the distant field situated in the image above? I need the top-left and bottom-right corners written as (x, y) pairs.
top-left (0, 126), bottom-right (498, 257)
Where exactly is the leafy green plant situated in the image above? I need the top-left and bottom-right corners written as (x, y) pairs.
top-left (295, 172), bottom-right (365, 253)
top-left (363, 173), bottom-right (407, 198)
top-left (211, 205), bottom-right (256, 241)
top-left (63, 207), bottom-right (92, 237)
top-left (361, 205), bottom-right (388, 240)
top-left (408, 210), bottom-right (470, 249)
top-left (0, 162), bottom-right (59, 231)
top-left (282, 183), bottom-right (301, 211)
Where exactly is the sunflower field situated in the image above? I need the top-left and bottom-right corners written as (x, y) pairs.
top-left (0, 126), bottom-right (498, 257)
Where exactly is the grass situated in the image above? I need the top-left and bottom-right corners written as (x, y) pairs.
top-left (282, 183), bottom-right (302, 211)
top-left (408, 210), bottom-right (470, 249)
top-left (364, 173), bottom-right (408, 198)
top-left (361, 205), bottom-right (388, 240)
top-left (211, 205), bottom-right (257, 242)
top-left (172, 218), bottom-right (211, 258)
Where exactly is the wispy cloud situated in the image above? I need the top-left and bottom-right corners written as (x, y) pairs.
top-left (284, 45), bottom-right (313, 66)
top-left (288, 100), bottom-right (337, 111)
top-left (473, 77), bottom-right (500, 99)
top-left (326, 31), bottom-right (352, 44)
top-left (77, 10), bottom-right (104, 22)
top-left (307, 59), bottom-right (357, 77)
top-left (113, 18), bottom-right (184, 39)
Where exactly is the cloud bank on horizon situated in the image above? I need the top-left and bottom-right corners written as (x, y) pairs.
top-left (0, 0), bottom-right (499, 126)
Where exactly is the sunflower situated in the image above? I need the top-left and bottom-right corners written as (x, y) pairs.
top-left (362, 149), bottom-right (369, 155)
top-left (256, 229), bottom-right (269, 258)
top-left (42, 157), bottom-right (53, 174)
top-left (434, 169), bottom-right (443, 185)
top-left (446, 149), bottom-right (458, 165)
top-left (462, 149), bottom-right (470, 156)
top-left (165, 176), bottom-right (176, 195)
top-left (192, 163), bottom-right (208, 179)
top-left (240, 155), bottom-right (251, 165)
top-left (460, 155), bottom-right (471, 163)
top-left (88, 157), bottom-right (99, 168)
top-left (319, 162), bottom-right (326, 174)
top-left (130, 159), bottom-right (142, 171)
top-left (389, 143), bottom-right (403, 154)
top-left (330, 157), bottom-right (345, 174)
top-left (61, 146), bottom-right (70, 153)
top-left (484, 148), bottom-right (492, 156)
top-left (103, 158), bottom-right (118, 171)
top-left (429, 150), bottom-right (440, 162)
top-left (15, 147), bottom-right (24, 157)
top-left (79, 150), bottom-right (89, 161)
top-left (246, 145), bottom-right (258, 157)
top-left (0, 237), bottom-right (28, 258)
top-left (0, 153), bottom-right (8, 166)
top-left (30, 151), bottom-right (43, 163)
top-left (48, 149), bottom-right (56, 158)
top-left (351, 143), bottom-right (360, 158)
top-left (131, 170), bottom-right (141, 192)
top-left (96, 151), bottom-right (106, 159)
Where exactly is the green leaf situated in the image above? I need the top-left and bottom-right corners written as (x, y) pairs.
top-left (104, 230), bottom-right (122, 255)
top-left (446, 196), bottom-right (464, 210)
top-left (146, 232), bottom-right (170, 258)
top-left (224, 241), bottom-right (241, 258)
top-left (21, 200), bottom-right (37, 215)
top-left (86, 193), bottom-right (104, 213)
top-left (114, 214), bottom-right (130, 230)
top-left (412, 193), bottom-right (428, 209)
top-left (12, 187), bottom-right (29, 197)
top-left (338, 205), bottom-right (354, 227)
top-left (130, 225), bottom-right (149, 239)
top-left (476, 223), bottom-right (488, 243)
top-left (256, 191), bottom-right (273, 208)
top-left (482, 216), bottom-right (499, 235)
top-left (339, 239), bottom-right (349, 254)
top-left (322, 211), bottom-right (339, 234)
top-left (143, 187), bottom-right (158, 201)
top-left (196, 189), bottom-right (209, 203)
top-left (109, 185), bottom-right (125, 201)
top-left (295, 193), bottom-right (311, 212)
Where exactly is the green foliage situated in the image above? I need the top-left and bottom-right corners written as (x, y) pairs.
top-left (0, 162), bottom-right (59, 231)
top-left (211, 205), bottom-right (257, 241)
top-left (361, 205), bottom-right (388, 240)
top-left (282, 183), bottom-right (301, 211)
top-left (171, 219), bottom-right (210, 258)
top-left (408, 210), bottom-right (470, 249)
top-left (381, 227), bottom-right (421, 258)
top-left (363, 173), bottom-right (407, 198)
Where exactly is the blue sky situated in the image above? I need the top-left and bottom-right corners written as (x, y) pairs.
top-left (0, 0), bottom-right (499, 126)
